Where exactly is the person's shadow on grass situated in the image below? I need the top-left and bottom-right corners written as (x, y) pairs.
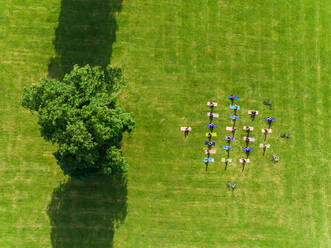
top-left (48, 0), bottom-right (122, 79)
top-left (47, 172), bottom-right (127, 248)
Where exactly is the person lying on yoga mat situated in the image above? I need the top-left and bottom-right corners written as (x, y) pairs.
top-left (225, 136), bottom-right (235, 141)
top-left (207, 102), bottom-right (218, 106)
top-left (248, 110), bottom-right (258, 115)
top-left (207, 123), bottom-right (216, 127)
top-left (223, 146), bottom-right (232, 151)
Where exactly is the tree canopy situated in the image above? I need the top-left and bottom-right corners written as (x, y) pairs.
top-left (22, 65), bottom-right (135, 177)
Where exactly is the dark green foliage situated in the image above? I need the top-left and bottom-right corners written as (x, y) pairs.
top-left (22, 65), bottom-right (135, 177)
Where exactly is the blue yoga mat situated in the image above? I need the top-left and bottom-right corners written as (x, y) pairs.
top-left (229, 115), bottom-right (240, 120)
top-left (205, 141), bottom-right (216, 146)
top-left (264, 117), bottom-right (275, 122)
top-left (228, 95), bottom-right (239, 100)
top-left (230, 105), bottom-right (240, 110)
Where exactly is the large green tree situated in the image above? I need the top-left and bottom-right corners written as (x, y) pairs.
top-left (22, 65), bottom-right (135, 177)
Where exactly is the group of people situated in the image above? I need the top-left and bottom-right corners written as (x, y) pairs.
top-left (200, 96), bottom-right (278, 168)
top-left (200, 96), bottom-right (280, 189)
top-left (204, 102), bottom-right (218, 161)
top-left (225, 96), bottom-right (239, 163)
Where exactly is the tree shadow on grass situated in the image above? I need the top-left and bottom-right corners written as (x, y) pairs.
top-left (48, 0), bottom-right (122, 79)
top-left (47, 172), bottom-right (127, 248)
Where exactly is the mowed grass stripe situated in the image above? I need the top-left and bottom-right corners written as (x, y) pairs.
top-left (319, 0), bottom-right (331, 245)
top-left (307, 0), bottom-right (325, 244)
top-left (287, 0), bottom-right (313, 244)
top-left (313, 1), bottom-right (330, 245)
top-left (0, 1), bottom-right (63, 248)
top-left (302, 1), bottom-right (329, 245)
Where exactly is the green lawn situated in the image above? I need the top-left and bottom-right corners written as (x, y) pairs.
top-left (0, 0), bottom-right (330, 247)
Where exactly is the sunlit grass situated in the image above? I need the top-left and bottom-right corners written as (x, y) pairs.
top-left (0, 0), bottom-right (329, 247)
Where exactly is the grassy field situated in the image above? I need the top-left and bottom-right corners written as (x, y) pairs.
top-left (0, 0), bottom-right (330, 247)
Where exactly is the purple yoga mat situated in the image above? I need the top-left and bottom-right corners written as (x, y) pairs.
top-left (207, 123), bottom-right (217, 127)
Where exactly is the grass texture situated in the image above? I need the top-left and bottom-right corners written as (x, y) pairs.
top-left (0, 0), bottom-right (330, 247)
